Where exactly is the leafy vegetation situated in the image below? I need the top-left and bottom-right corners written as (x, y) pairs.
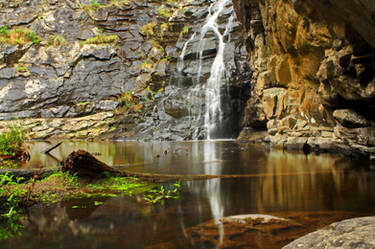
top-left (0, 124), bottom-right (26, 159)
top-left (182, 25), bottom-right (192, 35)
top-left (81, 34), bottom-right (119, 46)
top-left (0, 173), bottom-right (28, 239)
top-left (16, 66), bottom-right (29, 73)
top-left (90, 0), bottom-right (101, 9)
top-left (160, 22), bottom-right (168, 37)
top-left (140, 22), bottom-right (156, 38)
top-left (117, 91), bottom-right (144, 114)
top-left (0, 26), bottom-right (42, 46)
top-left (157, 5), bottom-right (172, 18)
top-left (144, 182), bottom-right (181, 204)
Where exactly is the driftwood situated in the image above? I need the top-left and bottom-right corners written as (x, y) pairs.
top-left (60, 150), bottom-right (121, 177)
top-left (43, 142), bottom-right (63, 154)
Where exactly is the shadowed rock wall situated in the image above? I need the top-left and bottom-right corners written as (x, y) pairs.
top-left (233, 0), bottom-right (375, 157)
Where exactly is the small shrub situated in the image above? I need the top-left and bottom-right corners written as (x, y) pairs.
top-left (140, 22), bottom-right (156, 37)
top-left (0, 124), bottom-right (26, 158)
top-left (81, 34), bottom-right (119, 46)
top-left (47, 35), bottom-right (67, 47)
top-left (117, 91), bottom-right (143, 113)
top-left (160, 23), bottom-right (168, 36)
top-left (157, 5), bottom-right (172, 18)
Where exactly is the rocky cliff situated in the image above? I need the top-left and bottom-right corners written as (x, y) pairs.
top-left (0, 0), bottom-right (250, 140)
top-left (233, 0), bottom-right (375, 158)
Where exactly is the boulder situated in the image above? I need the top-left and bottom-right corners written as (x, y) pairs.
top-left (283, 216), bottom-right (375, 249)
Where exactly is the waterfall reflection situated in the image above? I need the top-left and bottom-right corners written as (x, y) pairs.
top-left (14, 141), bottom-right (375, 249)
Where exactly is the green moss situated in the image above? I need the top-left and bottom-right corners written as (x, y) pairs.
top-left (76, 101), bottom-right (91, 106)
top-left (81, 34), bottom-right (119, 46)
top-left (108, 0), bottom-right (131, 7)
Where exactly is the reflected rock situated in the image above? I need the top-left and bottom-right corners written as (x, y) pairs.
top-left (185, 214), bottom-right (304, 249)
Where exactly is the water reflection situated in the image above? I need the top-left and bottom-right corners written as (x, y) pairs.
top-left (5, 141), bottom-right (375, 249)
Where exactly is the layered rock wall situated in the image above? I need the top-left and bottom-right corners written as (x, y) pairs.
top-left (0, 0), bottom-right (250, 140)
top-left (234, 0), bottom-right (375, 157)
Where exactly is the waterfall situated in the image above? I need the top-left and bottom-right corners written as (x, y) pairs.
top-left (177, 0), bottom-right (234, 140)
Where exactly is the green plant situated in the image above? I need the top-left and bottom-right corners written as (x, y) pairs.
top-left (140, 22), bottom-right (156, 38)
top-left (45, 171), bottom-right (79, 187)
top-left (157, 5), bottom-right (172, 18)
top-left (90, 0), bottom-right (100, 9)
top-left (16, 66), bottom-right (29, 73)
top-left (160, 22), bottom-right (168, 37)
top-left (0, 26), bottom-right (42, 46)
top-left (108, 0), bottom-right (131, 7)
top-left (144, 182), bottom-right (181, 204)
top-left (0, 172), bottom-right (28, 240)
top-left (81, 34), bottom-right (119, 46)
top-left (178, 7), bottom-right (186, 14)
top-left (141, 61), bottom-right (153, 71)
top-left (182, 25), bottom-right (191, 35)
top-left (0, 124), bottom-right (26, 158)
top-left (48, 35), bottom-right (67, 47)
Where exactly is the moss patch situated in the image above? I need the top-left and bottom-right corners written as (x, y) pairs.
top-left (81, 34), bottom-right (119, 46)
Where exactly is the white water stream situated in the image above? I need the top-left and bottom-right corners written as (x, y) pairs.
top-left (177, 0), bottom-right (233, 140)
top-left (177, 1), bottom-right (234, 245)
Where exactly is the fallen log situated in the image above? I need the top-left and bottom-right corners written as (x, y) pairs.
top-left (60, 150), bottom-right (121, 177)
top-left (43, 142), bottom-right (62, 154)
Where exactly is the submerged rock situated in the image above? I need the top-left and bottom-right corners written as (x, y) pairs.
top-left (185, 214), bottom-right (305, 249)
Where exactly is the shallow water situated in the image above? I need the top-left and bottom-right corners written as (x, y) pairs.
top-left (4, 140), bottom-right (375, 249)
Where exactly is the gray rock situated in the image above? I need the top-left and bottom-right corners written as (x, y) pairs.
top-left (0, 68), bottom-right (15, 79)
top-left (283, 216), bottom-right (375, 249)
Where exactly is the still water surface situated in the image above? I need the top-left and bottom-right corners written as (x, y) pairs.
top-left (5, 140), bottom-right (375, 249)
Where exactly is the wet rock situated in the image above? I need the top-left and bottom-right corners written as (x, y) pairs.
top-left (163, 98), bottom-right (189, 118)
top-left (283, 216), bottom-right (375, 249)
top-left (333, 109), bottom-right (369, 128)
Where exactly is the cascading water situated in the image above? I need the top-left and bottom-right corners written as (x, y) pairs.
top-left (177, 0), bottom-right (234, 140)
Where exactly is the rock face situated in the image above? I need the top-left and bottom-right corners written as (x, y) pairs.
top-left (0, 0), bottom-right (250, 140)
top-left (283, 216), bottom-right (375, 249)
top-left (233, 0), bottom-right (375, 157)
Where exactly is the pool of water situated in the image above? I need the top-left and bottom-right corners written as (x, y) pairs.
top-left (4, 140), bottom-right (375, 249)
